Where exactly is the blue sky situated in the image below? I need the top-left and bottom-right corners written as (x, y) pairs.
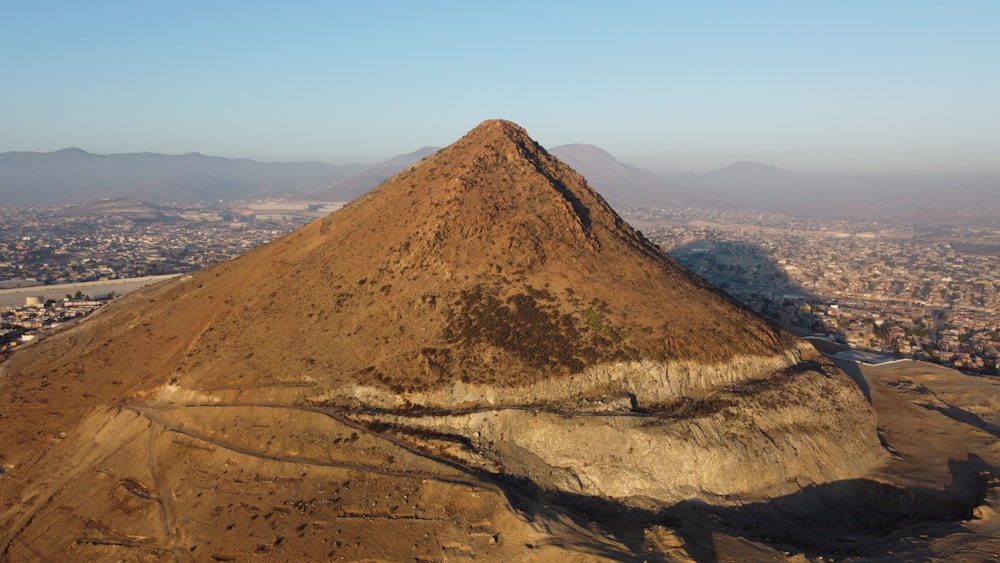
top-left (3, 1), bottom-right (998, 174)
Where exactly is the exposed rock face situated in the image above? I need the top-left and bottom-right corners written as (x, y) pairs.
top-left (354, 357), bottom-right (881, 505)
top-left (0, 120), bottom-right (885, 560)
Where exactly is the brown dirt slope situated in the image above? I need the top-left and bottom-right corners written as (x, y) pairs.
top-left (0, 120), bottom-right (899, 561)
top-left (173, 118), bottom-right (794, 394)
top-left (3, 120), bottom-right (796, 399)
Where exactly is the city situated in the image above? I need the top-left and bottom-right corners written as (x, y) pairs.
top-left (0, 199), bottom-right (336, 353)
top-left (629, 205), bottom-right (1000, 375)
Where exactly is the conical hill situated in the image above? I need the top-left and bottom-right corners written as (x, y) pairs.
top-left (119, 118), bottom-right (796, 398)
top-left (0, 120), bottom-right (886, 561)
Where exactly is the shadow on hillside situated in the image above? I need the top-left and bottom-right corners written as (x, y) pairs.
top-left (830, 357), bottom-right (872, 402)
top-left (495, 453), bottom-right (995, 561)
top-left (920, 402), bottom-right (1000, 440)
top-left (666, 238), bottom-right (893, 396)
top-left (667, 238), bottom-right (837, 333)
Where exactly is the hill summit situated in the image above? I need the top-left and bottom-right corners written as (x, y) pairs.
top-left (0, 120), bottom-right (885, 560)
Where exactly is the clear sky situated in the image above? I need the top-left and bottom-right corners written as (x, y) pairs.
top-left (3, 1), bottom-right (998, 174)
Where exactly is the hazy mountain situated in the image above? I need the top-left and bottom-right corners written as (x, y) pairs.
top-left (666, 162), bottom-right (1000, 217)
top-left (328, 146), bottom-right (440, 200)
top-left (667, 160), bottom-right (808, 211)
top-left (0, 120), bottom-right (887, 560)
top-left (544, 146), bottom-right (1000, 217)
top-left (547, 144), bottom-right (683, 205)
top-left (544, 148), bottom-right (801, 211)
top-left (705, 160), bottom-right (797, 180)
top-left (0, 148), bottom-right (365, 205)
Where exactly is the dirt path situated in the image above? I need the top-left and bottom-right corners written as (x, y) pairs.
top-left (146, 423), bottom-right (192, 563)
top-left (125, 402), bottom-right (494, 490)
top-left (857, 361), bottom-right (999, 495)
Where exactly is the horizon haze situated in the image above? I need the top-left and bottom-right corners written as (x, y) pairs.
top-left (3, 143), bottom-right (997, 216)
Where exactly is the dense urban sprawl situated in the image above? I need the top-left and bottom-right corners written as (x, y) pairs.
top-left (0, 200), bottom-right (336, 284)
top-left (0, 199), bottom-right (332, 353)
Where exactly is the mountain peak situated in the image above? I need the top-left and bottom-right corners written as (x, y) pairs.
top-left (462, 118), bottom-right (534, 144)
top-left (53, 146), bottom-right (91, 156)
top-left (712, 160), bottom-right (795, 177)
top-left (324, 120), bottom-right (658, 288)
top-left (331, 118), bottom-right (621, 263)
top-left (438, 119), bottom-right (563, 177)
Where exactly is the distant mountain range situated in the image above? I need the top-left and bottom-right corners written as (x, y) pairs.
top-left (548, 144), bottom-right (702, 207)
top-left (553, 146), bottom-right (1000, 217)
top-left (326, 146), bottom-right (440, 200)
top-left (670, 162), bottom-right (1000, 218)
top-left (0, 148), bottom-right (366, 206)
top-left (1, 145), bottom-right (997, 217)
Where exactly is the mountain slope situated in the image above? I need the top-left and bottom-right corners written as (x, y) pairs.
top-left (0, 120), bottom-right (886, 561)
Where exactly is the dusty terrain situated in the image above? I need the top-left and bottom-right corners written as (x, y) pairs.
top-left (0, 120), bottom-right (996, 561)
top-left (2, 344), bottom-right (997, 561)
top-left (835, 360), bottom-right (1000, 560)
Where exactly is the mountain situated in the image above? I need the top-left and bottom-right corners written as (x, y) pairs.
top-left (0, 148), bottom-right (365, 205)
top-left (547, 147), bottom-right (799, 210)
top-left (668, 163), bottom-right (1000, 217)
top-left (328, 146), bottom-right (440, 200)
top-left (706, 160), bottom-right (797, 180)
top-left (0, 120), bottom-right (891, 560)
top-left (664, 160), bottom-right (797, 206)
top-left (547, 144), bottom-right (685, 205)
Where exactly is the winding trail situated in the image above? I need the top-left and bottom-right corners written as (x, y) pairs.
top-left (147, 423), bottom-right (192, 563)
top-left (124, 402), bottom-right (494, 491)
